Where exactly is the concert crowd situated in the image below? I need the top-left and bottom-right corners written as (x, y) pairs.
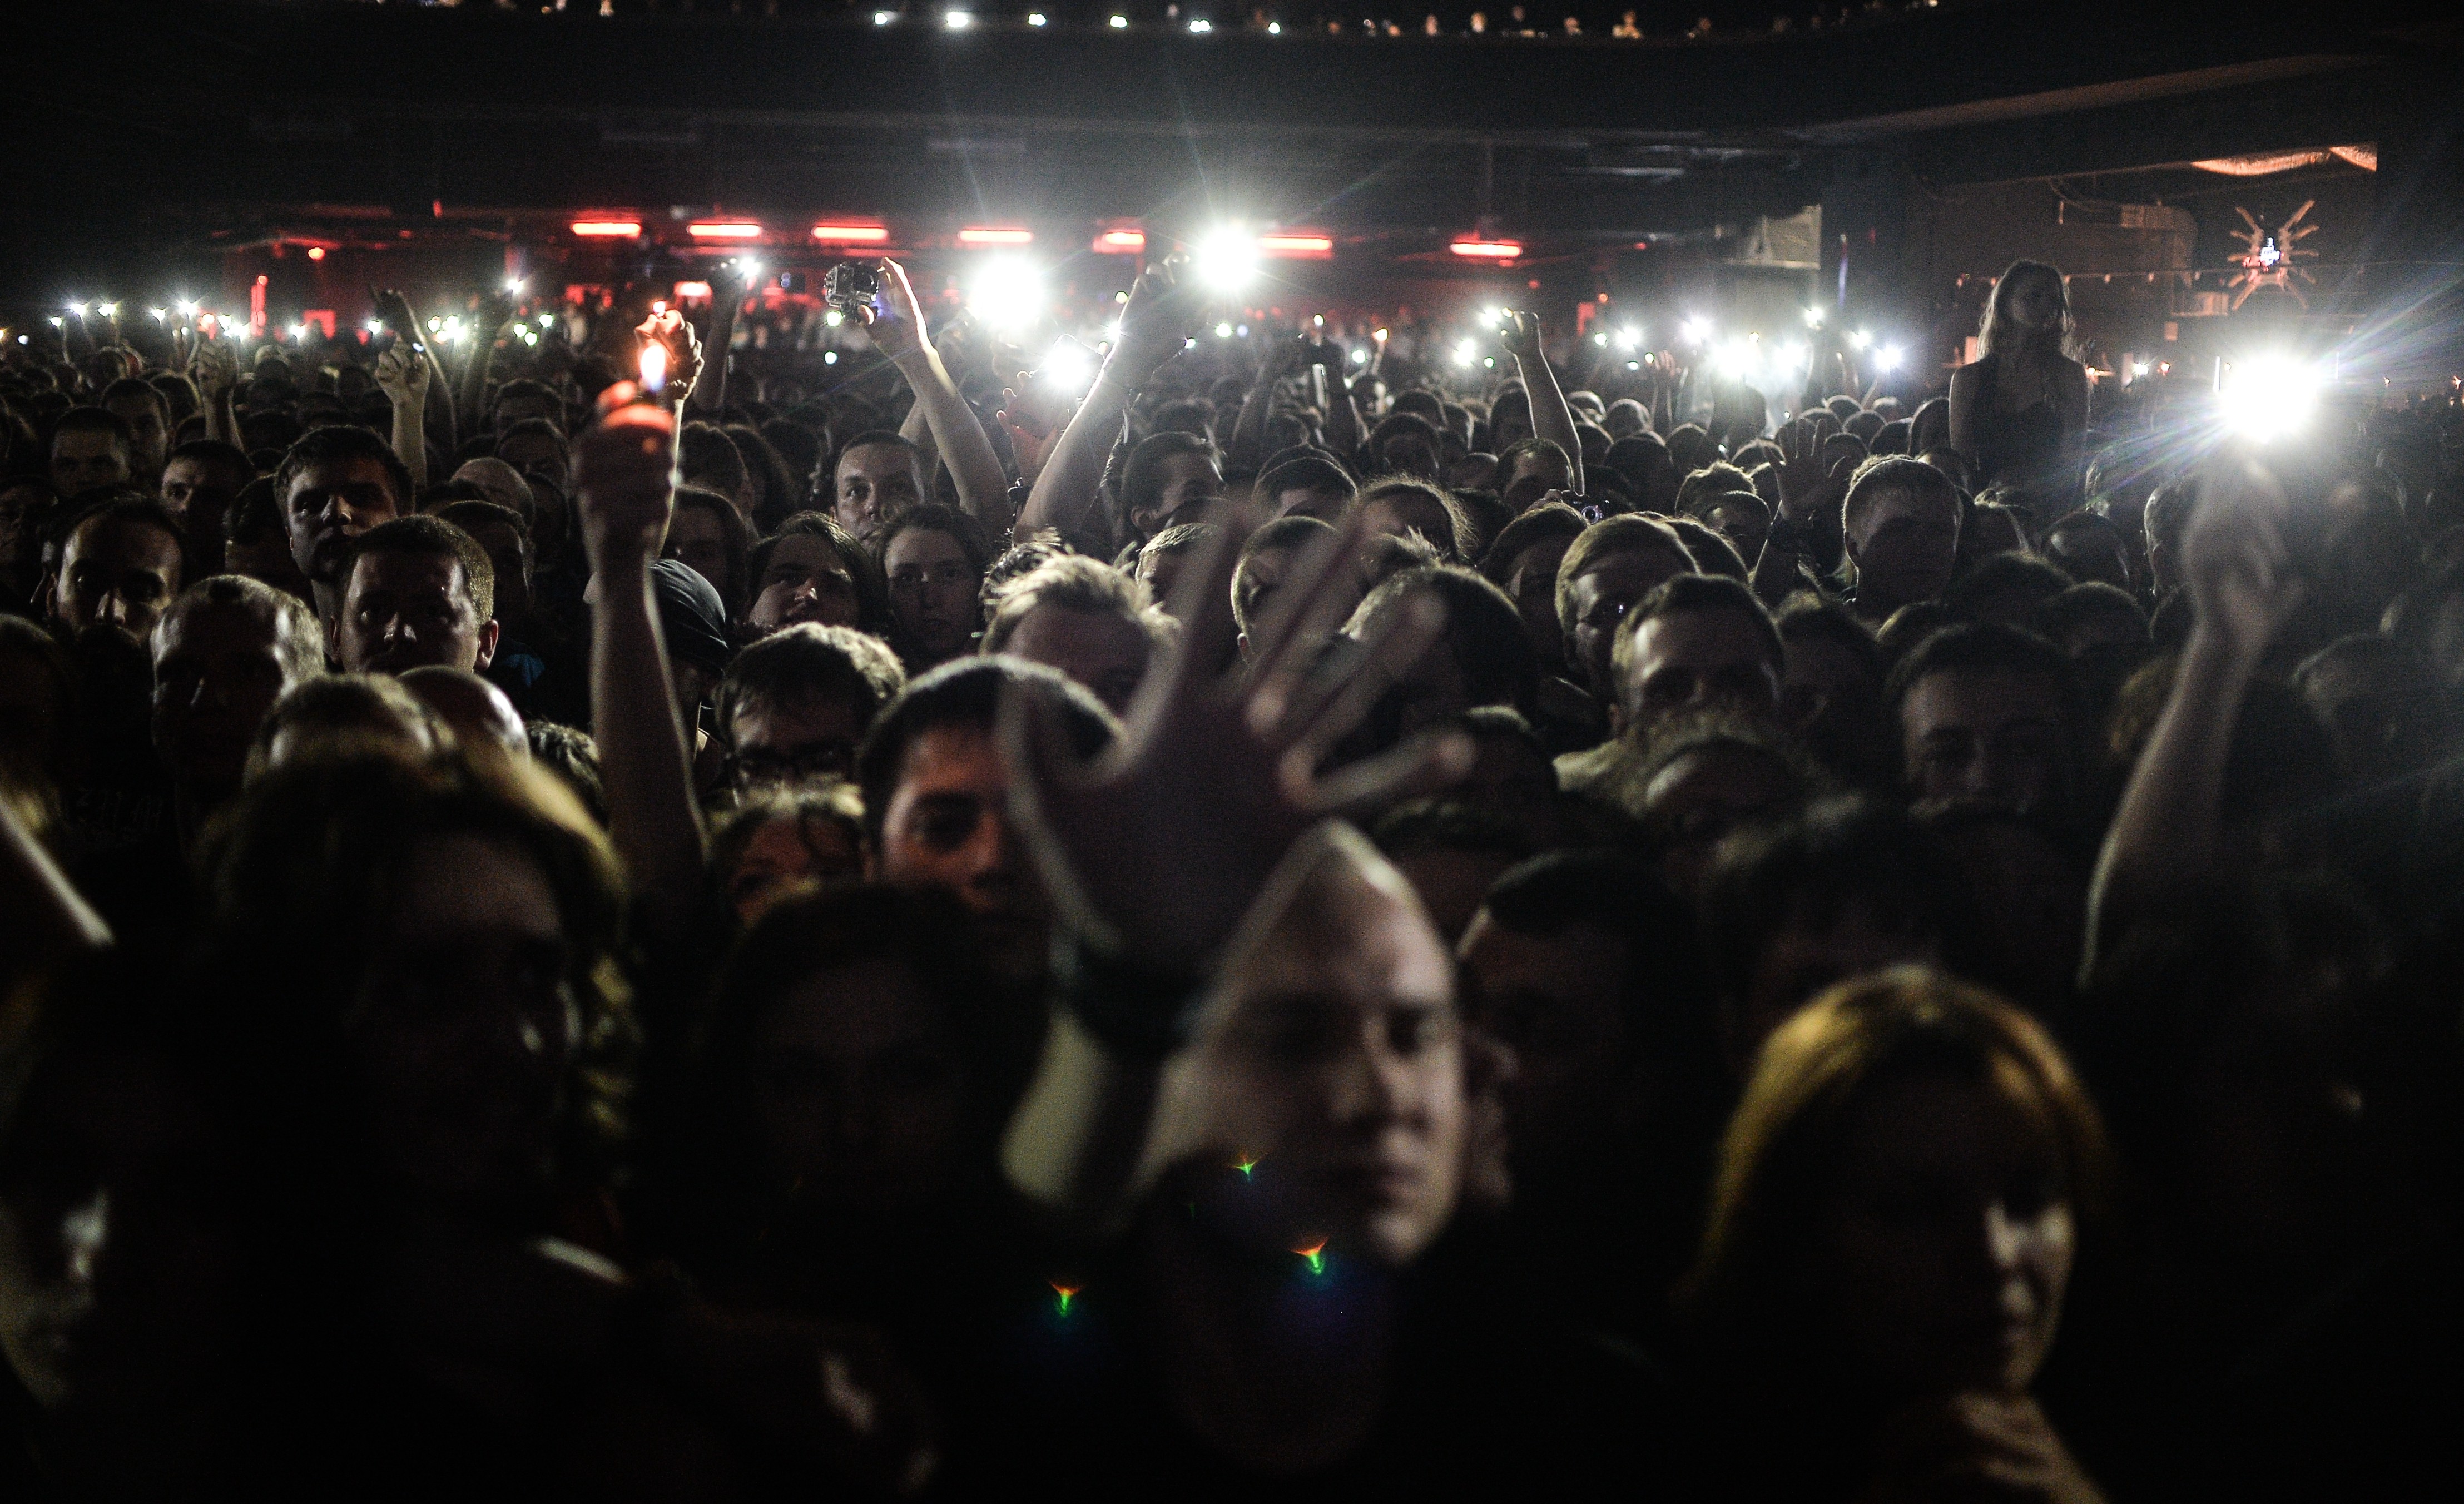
top-left (2, 241), bottom-right (2461, 1501)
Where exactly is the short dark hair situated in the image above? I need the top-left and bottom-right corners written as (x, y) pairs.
top-left (166, 438), bottom-right (255, 483)
top-left (1843, 455), bottom-right (1960, 544)
top-left (156, 573), bottom-right (327, 684)
top-left (1943, 551), bottom-right (2074, 619)
top-left (275, 424), bottom-right (414, 516)
top-left (1496, 435), bottom-right (1572, 480)
top-left (495, 416), bottom-right (567, 450)
top-left (855, 657), bottom-right (1116, 846)
top-left (1884, 621), bottom-right (2070, 709)
top-left (344, 513), bottom-right (494, 623)
top-left (1349, 564), bottom-right (1537, 713)
top-left (492, 379), bottom-right (564, 429)
top-left (1617, 573), bottom-right (1783, 687)
top-left (1556, 514), bottom-right (1694, 639)
top-left (715, 623), bottom-right (906, 747)
top-left (51, 406), bottom-right (133, 456)
top-left (1482, 848), bottom-right (1713, 1071)
top-left (63, 493), bottom-right (185, 575)
top-left (982, 555), bottom-right (1168, 654)
top-left (1257, 453), bottom-right (1356, 508)
top-left (1120, 430), bottom-right (1218, 533)
top-left (1478, 501), bottom-right (1587, 590)
top-left (1775, 596), bottom-right (1883, 679)
top-left (832, 430), bottom-right (927, 489)
top-left (875, 502), bottom-right (994, 580)
top-left (525, 721), bottom-right (606, 827)
top-left (2037, 582), bottom-right (2147, 650)
top-left (101, 377), bottom-right (168, 417)
top-left (1233, 514), bottom-right (1338, 633)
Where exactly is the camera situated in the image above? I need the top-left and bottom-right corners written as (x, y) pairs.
top-left (824, 262), bottom-right (880, 315)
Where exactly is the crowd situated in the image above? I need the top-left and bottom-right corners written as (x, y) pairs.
top-left (2, 240), bottom-right (2462, 1501)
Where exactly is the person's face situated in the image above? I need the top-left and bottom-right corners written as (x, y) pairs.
top-left (495, 432), bottom-right (568, 502)
top-left (1901, 668), bottom-right (2066, 815)
top-left (1459, 914), bottom-right (1630, 1178)
top-left (725, 814), bottom-right (862, 924)
top-left (103, 396), bottom-right (168, 480)
top-left (875, 723), bottom-right (1047, 981)
top-left (1143, 452), bottom-right (1224, 533)
top-left (151, 601), bottom-right (296, 798)
top-left (1782, 634), bottom-right (1881, 740)
top-left (661, 507), bottom-right (732, 607)
top-left (0, 1049), bottom-right (242, 1418)
top-left (1002, 603), bottom-right (1151, 714)
top-left (1566, 547), bottom-right (1689, 698)
top-left (750, 535), bottom-right (860, 638)
top-left (1491, 405), bottom-right (1534, 452)
top-left (2007, 277), bottom-right (2066, 334)
top-left (351, 833), bottom-right (577, 1215)
top-left (1135, 547), bottom-right (1193, 614)
top-left (159, 457), bottom-right (244, 538)
top-left (1502, 450), bottom-right (1570, 514)
top-left (1504, 535), bottom-right (1574, 673)
top-left (1850, 488), bottom-right (1960, 613)
top-left (55, 518), bottom-right (181, 639)
top-left (883, 527), bottom-right (980, 664)
top-left (0, 482), bottom-right (48, 574)
top-left (1622, 608), bottom-right (1782, 733)
top-left (283, 457), bottom-right (402, 585)
top-left (1642, 746), bottom-right (1798, 901)
top-left (752, 957), bottom-right (969, 1219)
top-left (1272, 485), bottom-right (1350, 524)
top-left (223, 532), bottom-right (312, 600)
top-left (1706, 498), bottom-right (1770, 563)
top-left (335, 550), bottom-right (494, 676)
top-left (1382, 434), bottom-right (1440, 482)
top-left (1737, 897), bottom-right (1941, 1061)
top-left (1816, 1071), bottom-right (2075, 1397)
top-left (1180, 862), bottom-right (1464, 1267)
top-left (49, 431), bottom-right (130, 497)
top-left (1452, 730), bottom-right (1562, 840)
top-left (466, 521), bottom-right (532, 629)
top-left (729, 689), bottom-right (868, 793)
top-left (1361, 492), bottom-right (1454, 557)
top-left (834, 443), bottom-right (925, 545)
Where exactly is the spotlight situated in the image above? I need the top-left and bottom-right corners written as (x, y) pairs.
top-left (1041, 338), bottom-right (1094, 393)
top-left (1268, 21), bottom-right (1282, 32)
top-left (825, 350), bottom-right (840, 364)
top-left (1215, 322), bottom-right (1233, 339)
top-left (1594, 332), bottom-right (1608, 346)
top-left (1028, 11), bottom-right (1048, 22)
top-left (2130, 360), bottom-right (2150, 378)
top-left (944, 10), bottom-right (972, 28)
top-left (365, 317), bottom-right (383, 334)
top-left (2219, 353), bottom-right (2324, 440)
top-left (1109, 12), bottom-right (1128, 25)
top-left (1194, 227), bottom-right (1260, 292)
top-left (1615, 326), bottom-right (1640, 350)
top-left (306, 247), bottom-right (326, 260)
top-left (1779, 341), bottom-right (1807, 369)
top-left (825, 309), bottom-right (845, 327)
top-left (1452, 339), bottom-right (1478, 368)
top-left (1189, 18), bottom-right (1213, 32)
top-left (505, 277), bottom-right (526, 295)
top-left (874, 9), bottom-right (896, 22)
top-left (97, 302), bottom-right (118, 318)
top-left (1679, 316), bottom-right (1711, 344)
top-left (966, 256), bottom-right (1047, 333)
top-left (66, 301), bottom-right (86, 317)
top-left (538, 314), bottom-right (555, 329)
top-left (1350, 346), bottom-right (1367, 364)
top-left (1714, 340), bottom-right (1757, 378)
top-left (177, 299), bottom-right (198, 316)
top-left (1876, 344), bottom-right (1906, 373)
top-left (148, 308), bottom-right (166, 321)
top-left (1803, 307), bottom-right (1825, 328)
top-left (1847, 329), bottom-right (1872, 350)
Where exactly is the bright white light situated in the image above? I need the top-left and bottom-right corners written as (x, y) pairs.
top-left (1847, 329), bottom-right (1872, 350)
top-left (365, 317), bottom-right (384, 334)
top-left (97, 303), bottom-right (118, 318)
top-left (1194, 226), bottom-right (1260, 292)
top-left (66, 302), bottom-right (86, 317)
top-left (874, 9), bottom-right (895, 22)
top-left (1876, 344), bottom-right (1905, 373)
top-left (944, 10), bottom-right (971, 28)
top-left (148, 307), bottom-right (167, 321)
top-left (824, 309), bottom-right (845, 327)
top-left (1452, 339), bottom-right (1478, 368)
top-left (1109, 12), bottom-right (1128, 25)
top-left (2219, 353), bottom-right (2324, 440)
top-left (1268, 20), bottom-right (1281, 32)
top-left (1714, 340), bottom-right (1758, 378)
top-left (825, 350), bottom-right (840, 364)
top-left (1803, 306), bottom-right (1825, 328)
top-left (1779, 341), bottom-right (1807, 369)
top-left (1679, 315), bottom-right (1711, 344)
top-left (538, 314), bottom-right (555, 329)
top-left (1189, 17), bottom-right (1212, 31)
top-left (176, 299), bottom-right (198, 316)
top-left (47, 317), bottom-right (63, 329)
top-left (966, 256), bottom-right (1047, 333)
top-left (1042, 339), bottom-right (1094, 393)
top-left (1627, 361), bottom-right (1642, 371)
top-left (1028, 11), bottom-right (1047, 22)
top-left (292, 324), bottom-right (308, 339)
top-left (1615, 326), bottom-right (1640, 350)
top-left (1594, 332), bottom-right (1608, 346)
top-left (505, 277), bottom-right (526, 295)
top-left (2130, 360), bottom-right (2150, 377)
top-left (1350, 346), bottom-right (1367, 363)
top-left (1215, 321), bottom-right (1233, 339)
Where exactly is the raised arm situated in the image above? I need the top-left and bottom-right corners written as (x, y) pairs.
top-left (860, 260), bottom-right (1009, 532)
top-left (691, 261), bottom-right (754, 418)
top-left (374, 340), bottom-right (432, 493)
top-left (572, 381), bottom-right (706, 929)
top-left (1012, 257), bottom-right (1203, 547)
top-left (454, 289), bottom-right (517, 441)
top-left (997, 512), bottom-right (1466, 1222)
top-left (374, 289), bottom-right (458, 454)
top-left (188, 337), bottom-right (242, 449)
top-left (1502, 311), bottom-right (1585, 493)
top-left (1, 795), bottom-right (112, 997)
top-left (2083, 459), bottom-right (2303, 972)
top-left (1224, 337), bottom-right (1302, 474)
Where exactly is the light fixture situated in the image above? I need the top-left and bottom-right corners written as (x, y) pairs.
top-left (1028, 11), bottom-right (1048, 23)
top-left (1268, 20), bottom-right (1281, 32)
top-left (810, 223), bottom-right (891, 244)
top-left (944, 9), bottom-right (971, 27)
top-left (1847, 329), bottom-right (1872, 350)
top-left (176, 299), bottom-right (198, 316)
top-left (148, 308), bottom-right (167, 321)
top-left (66, 301), bottom-right (86, 316)
top-left (365, 317), bottom-right (384, 334)
top-left (686, 221), bottom-right (763, 240)
top-left (1876, 344), bottom-right (1906, 373)
top-left (966, 256), bottom-right (1048, 332)
top-left (1257, 232), bottom-right (1335, 259)
top-left (1109, 13), bottom-right (1128, 26)
top-left (1449, 239), bottom-right (1521, 260)
top-left (1190, 18), bottom-right (1213, 32)
top-left (1194, 226), bottom-right (1260, 292)
top-left (2218, 353), bottom-right (2323, 439)
top-left (1093, 227), bottom-right (1147, 255)
top-left (1615, 326), bottom-right (1640, 350)
top-left (571, 219), bottom-right (642, 237)
top-left (306, 246), bottom-right (326, 260)
top-left (874, 9), bottom-right (896, 22)
top-left (959, 226), bottom-right (1035, 246)
top-left (97, 302), bottom-right (119, 317)
top-left (1452, 338), bottom-right (1478, 368)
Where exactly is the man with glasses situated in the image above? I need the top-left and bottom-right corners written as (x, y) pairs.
top-left (713, 622), bottom-right (906, 796)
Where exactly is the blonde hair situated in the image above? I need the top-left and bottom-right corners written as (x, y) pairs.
top-left (1681, 967), bottom-right (2108, 1358)
top-left (1977, 260), bottom-right (2076, 366)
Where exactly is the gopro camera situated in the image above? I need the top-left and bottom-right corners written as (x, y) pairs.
top-left (824, 262), bottom-right (880, 316)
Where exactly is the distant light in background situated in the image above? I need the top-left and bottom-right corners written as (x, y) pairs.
top-left (1109, 13), bottom-right (1128, 26)
top-left (1847, 329), bottom-right (1872, 349)
top-left (1195, 226), bottom-right (1260, 292)
top-left (1041, 337), bottom-right (1093, 393)
top-left (1876, 344), bottom-right (1906, 373)
top-left (1449, 239), bottom-right (1523, 261)
top-left (944, 9), bottom-right (972, 28)
top-left (148, 308), bottom-right (167, 322)
top-left (874, 9), bottom-right (896, 22)
top-left (365, 317), bottom-right (383, 334)
top-left (571, 220), bottom-right (642, 237)
top-left (2219, 353), bottom-right (2324, 439)
top-left (1094, 226), bottom-right (1146, 255)
top-left (1267, 20), bottom-right (1281, 32)
top-left (1028, 11), bottom-right (1047, 23)
top-left (967, 256), bottom-right (1047, 332)
top-left (1614, 327), bottom-right (1640, 350)
top-left (674, 281), bottom-right (713, 300)
top-left (686, 222), bottom-right (764, 240)
top-left (958, 226), bottom-right (1035, 246)
top-left (1802, 306), bottom-right (1824, 327)
top-left (1350, 346), bottom-right (1368, 363)
top-left (1189, 17), bottom-right (1213, 31)
top-left (505, 277), bottom-right (526, 295)
top-left (1680, 316), bottom-right (1712, 344)
top-left (1452, 339), bottom-right (1478, 368)
top-left (824, 350), bottom-right (840, 364)
top-left (824, 309), bottom-right (844, 327)
top-left (306, 247), bottom-right (326, 261)
top-left (96, 302), bottom-right (118, 318)
top-left (1215, 322), bottom-right (1233, 339)
top-left (811, 223), bottom-right (891, 244)
top-left (177, 299), bottom-right (198, 315)
top-left (1257, 232), bottom-right (1335, 260)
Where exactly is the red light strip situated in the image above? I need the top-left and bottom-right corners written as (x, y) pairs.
top-left (571, 220), bottom-right (642, 237)
top-left (810, 224), bottom-right (892, 243)
top-left (686, 222), bottom-right (764, 239)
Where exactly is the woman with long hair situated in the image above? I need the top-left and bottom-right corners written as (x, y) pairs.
top-left (1949, 260), bottom-right (2089, 508)
top-left (1677, 967), bottom-right (2110, 1501)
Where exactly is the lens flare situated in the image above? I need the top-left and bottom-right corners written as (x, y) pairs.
top-left (2218, 353), bottom-right (2325, 440)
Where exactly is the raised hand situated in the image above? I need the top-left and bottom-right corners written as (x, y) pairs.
top-left (996, 369), bottom-right (1067, 487)
top-left (1000, 509), bottom-right (1468, 970)
top-left (374, 340), bottom-right (430, 405)
top-left (1111, 255), bottom-right (1209, 380)
top-left (2182, 458), bottom-right (2304, 657)
top-left (1498, 309), bottom-right (1544, 363)
top-left (633, 310), bottom-right (705, 405)
top-left (187, 336), bottom-right (240, 400)
top-left (857, 258), bottom-right (930, 362)
top-left (572, 384), bottom-right (677, 570)
top-left (1865, 1393), bottom-right (2106, 1504)
top-left (1776, 417), bottom-right (1846, 519)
